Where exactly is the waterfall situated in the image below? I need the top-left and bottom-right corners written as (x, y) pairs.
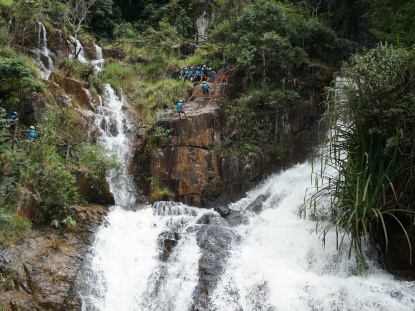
top-left (33, 22), bottom-right (54, 79)
top-left (76, 76), bottom-right (414, 310)
top-left (92, 44), bottom-right (105, 70)
top-left (93, 84), bottom-right (136, 206)
top-left (77, 158), bottom-right (415, 310)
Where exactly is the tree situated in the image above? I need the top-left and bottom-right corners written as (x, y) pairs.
top-left (65, 0), bottom-right (97, 38)
top-left (364, 0), bottom-right (415, 46)
top-left (145, 18), bottom-right (180, 61)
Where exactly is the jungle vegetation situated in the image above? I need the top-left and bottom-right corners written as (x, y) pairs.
top-left (0, 0), bottom-right (414, 275)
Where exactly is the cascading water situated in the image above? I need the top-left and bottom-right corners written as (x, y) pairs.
top-left (76, 74), bottom-right (414, 310)
top-left (77, 161), bottom-right (415, 310)
top-left (33, 22), bottom-right (55, 79)
top-left (93, 84), bottom-right (136, 206)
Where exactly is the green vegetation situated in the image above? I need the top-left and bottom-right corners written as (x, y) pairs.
top-left (305, 44), bottom-right (415, 274)
top-left (0, 0), bottom-right (413, 277)
top-left (0, 104), bottom-right (120, 230)
top-left (148, 176), bottom-right (173, 203)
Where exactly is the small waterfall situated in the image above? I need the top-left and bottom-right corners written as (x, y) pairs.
top-left (70, 36), bottom-right (88, 63)
top-left (93, 84), bottom-right (136, 206)
top-left (92, 44), bottom-right (105, 70)
top-left (33, 22), bottom-right (54, 79)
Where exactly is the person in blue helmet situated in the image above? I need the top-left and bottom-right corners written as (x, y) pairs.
top-left (202, 81), bottom-right (209, 95)
top-left (10, 111), bottom-right (17, 121)
top-left (188, 67), bottom-right (194, 82)
top-left (195, 67), bottom-right (201, 82)
top-left (176, 100), bottom-right (187, 119)
top-left (9, 111), bottom-right (18, 131)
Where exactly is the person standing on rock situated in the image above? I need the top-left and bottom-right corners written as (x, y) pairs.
top-left (202, 81), bottom-right (209, 95)
top-left (202, 64), bottom-right (209, 81)
top-left (176, 100), bottom-right (187, 119)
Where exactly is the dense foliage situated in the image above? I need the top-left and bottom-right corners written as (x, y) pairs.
top-left (306, 44), bottom-right (415, 273)
top-left (0, 0), bottom-right (415, 275)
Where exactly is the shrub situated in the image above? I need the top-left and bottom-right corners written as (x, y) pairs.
top-left (304, 44), bottom-right (415, 274)
top-left (148, 177), bottom-right (173, 203)
top-left (0, 213), bottom-right (31, 246)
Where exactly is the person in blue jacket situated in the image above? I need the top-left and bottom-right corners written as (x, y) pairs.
top-left (176, 100), bottom-right (187, 119)
top-left (28, 126), bottom-right (37, 139)
top-left (195, 67), bottom-right (201, 82)
top-left (188, 67), bottom-right (194, 82)
top-left (178, 67), bottom-right (184, 80)
top-left (202, 81), bottom-right (209, 95)
top-left (9, 111), bottom-right (18, 131)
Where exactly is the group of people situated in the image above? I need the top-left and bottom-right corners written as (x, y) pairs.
top-left (178, 64), bottom-right (216, 83)
top-left (0, 109), bottom-right (37, 139)
top-left (175, 61), bottom-right (232, 119)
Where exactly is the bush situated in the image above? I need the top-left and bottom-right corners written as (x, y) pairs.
top-left (0, 213), bottom-right (31, 246)
top-left (304, 44), bottom-right (415, 274)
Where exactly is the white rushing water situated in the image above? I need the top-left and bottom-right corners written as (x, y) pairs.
top-left (33, 22), bottom-right (54, 79)
top-left (93, 84), bottom-right (136, 206)
top-left (76, 73), bottom-right (415, 309)
top-left (77, 157), bottom-right (415, 310)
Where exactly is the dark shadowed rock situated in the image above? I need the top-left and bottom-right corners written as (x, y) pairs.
top-left (214, 205), bottom-right (231, 217)
top-left (192, 225), bottom-right (239, 310)
top-left (224, 210), bottom-right (249, 227)
top-left (196, 212), bottom-right (227, 226)
top-left (158, 231), bottom-right (181, 262)
top-left (246, 194), bottom-right (269, 214)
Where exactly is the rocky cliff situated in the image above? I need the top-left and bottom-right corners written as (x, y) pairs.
top-left (135, 64), bottom-right (332, 207)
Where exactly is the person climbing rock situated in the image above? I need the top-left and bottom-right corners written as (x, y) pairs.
top-left (209, 68), bottom-right (216, 82)
top-left (178, 67), bottom-right (184, 80)
top-left (202, 81), bottom-right (209, 95)
top-left (28, 126), bottom-right (37, 139)
top-left (184, 67), bottom-right (189, 81)
top-left (195, 67), bottom-right (201, 82)
top-left (221, 61), bottom-right (230, 83)
top-left (176, 100), bottom-right (187, 119)
top-left (188, 67), bottom-right (194, 82)
top-left (202, 64), bottom-right (209, 81)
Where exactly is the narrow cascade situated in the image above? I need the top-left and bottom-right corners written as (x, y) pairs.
top-left (92, 44), bottom-right (105, 70)
top-left (68, 36), bottom-right (88, 63)
top-left (93, 84), bottom-right (136, 206)
top-left (33, 22), bottom-right (54, 79)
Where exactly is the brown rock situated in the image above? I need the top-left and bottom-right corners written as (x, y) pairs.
top-left (0, 205), bottom-right (109, 310)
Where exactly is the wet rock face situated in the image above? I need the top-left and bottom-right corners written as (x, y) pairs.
top-left (0, 205), bottom-right (108, 311)
top-left (158, 231), bottom-right (181, 262)
top-left (192, 225), bottom-right (240, 310)
top-left (246, 194), bottom-right (269, 214)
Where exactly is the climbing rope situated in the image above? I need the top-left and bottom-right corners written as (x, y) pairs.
top-left (165, 118), bottom-right (179, 187)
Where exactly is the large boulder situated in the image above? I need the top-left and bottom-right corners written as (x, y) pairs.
top-left (0, 205), bottom-right (108, 310)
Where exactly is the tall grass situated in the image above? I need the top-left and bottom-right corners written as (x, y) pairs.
top-left (304, 59), bottom-right (415, 274)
